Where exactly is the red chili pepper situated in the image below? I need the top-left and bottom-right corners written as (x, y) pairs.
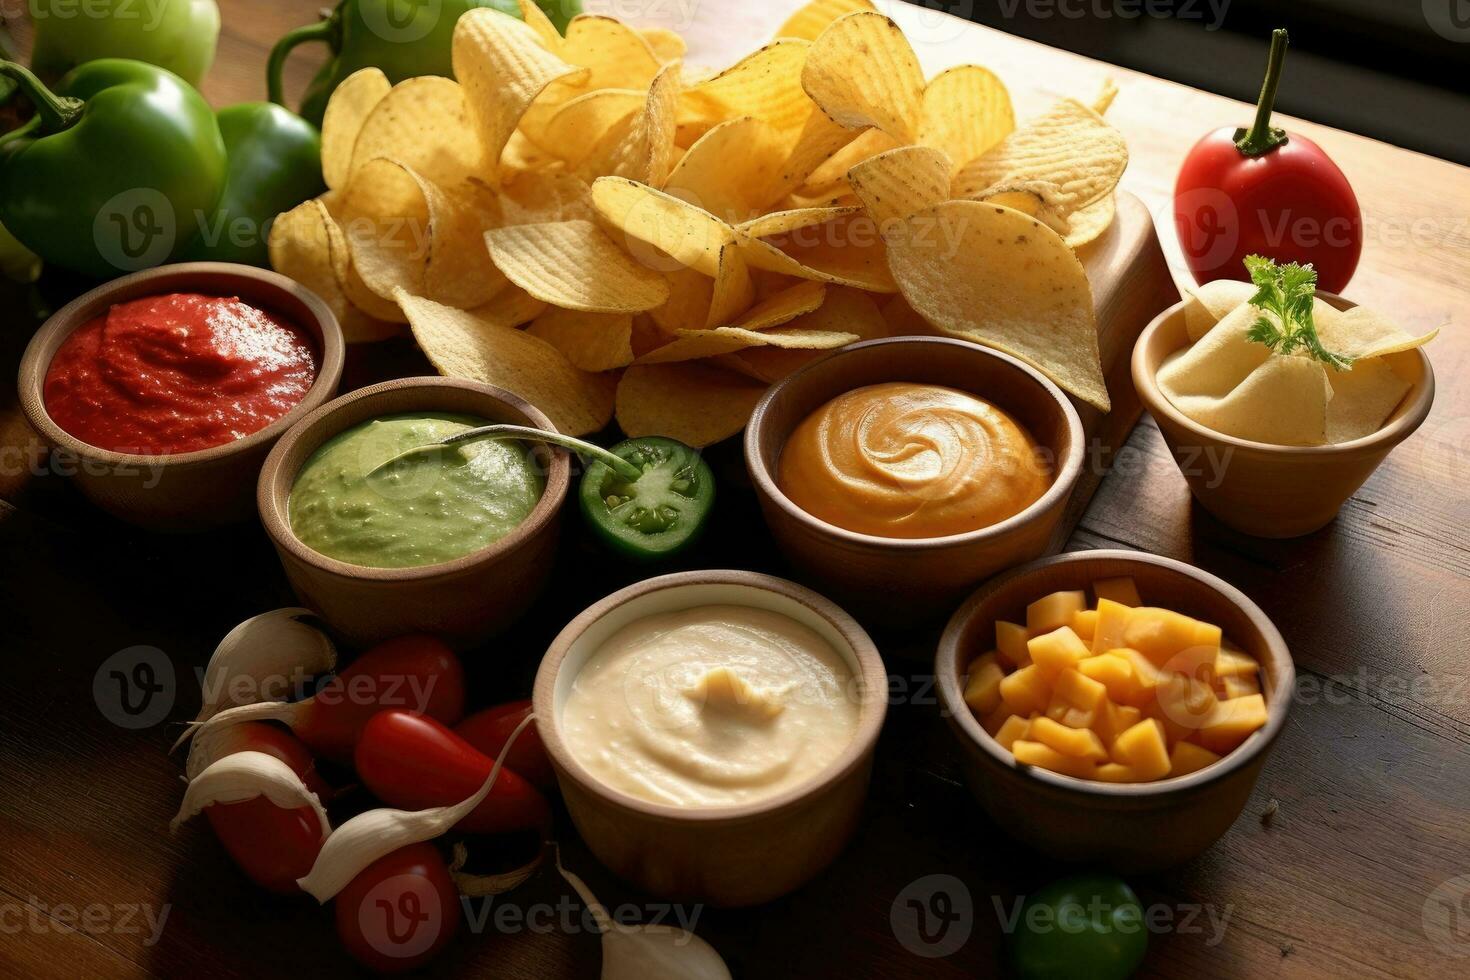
top-left (334, 842), bottom-right (460, 973)
top-left (454, 700), bottom-right (556, 791)
top-left (199, 723), bottom-right (327, 894)
top-left (1174, 29), bottom-right (1362, 294)
top-left (355, 711), bottom-right (551, 835)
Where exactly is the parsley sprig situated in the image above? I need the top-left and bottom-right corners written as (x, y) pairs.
top-left (1242, 255), bottom-right (1353, 371)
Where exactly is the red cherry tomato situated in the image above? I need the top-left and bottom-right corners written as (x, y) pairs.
top-left (1173, 29), bottom-right (1361, 294)
top-left (335, 843), bottom-right (460, 973)
top-left (293, 635), bottom-right (467, 764)
top-left (355, 711), bottom-right (551, 835)
top-left (196, 720), bottom-right (331, 795)
top-left (205, 798), bottom-right (326, 895)
top-left (454, 700), bottom-right (557, 791)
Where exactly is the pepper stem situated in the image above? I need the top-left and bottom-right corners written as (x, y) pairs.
top-left (1234, 29), bottom-right (1291, 157)
top-left (0, 60), bottom-right (84, 135)
top-left (267, 18), bottom-right (340, 108)
top-left (369, 425), bottom-right (644, 482)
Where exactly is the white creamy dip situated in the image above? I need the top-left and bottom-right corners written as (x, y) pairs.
top-left (560, 605), bottom-right (862, 807)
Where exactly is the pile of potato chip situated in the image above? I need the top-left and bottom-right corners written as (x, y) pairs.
top-left (270, 0), bottom-right (1129, 445)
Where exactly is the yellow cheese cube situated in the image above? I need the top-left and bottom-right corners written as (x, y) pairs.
top-left (1110, 720), bottom-right (1171, 779)
top-left (1199, 694), bottom-right (1268, 754)
top-left (1142, 699), bottom-right (1193, 746)
top-left (981, 703), bottom-right (1014, 735)
top-left (1026, 590), bottom-right (1087, 637)
top-left (995, 620), bottom-right (1032, 668)
top-left (1215, 646), bottom-right (1261, 678)
top-left (1215, 673), bottom-right (1262, 700)
top-left (1093, 700), bottom-right (1142, 746)
top-left (964, 653), bottom-right (1006, 715)
top-left (1093, 763), bottom-right (1140, 783)
top-left (1011, 740), bottom-right (1097, 779)
top-left (1112, 648), bottom-right (1164, 706)
top-left (1124, 608), bottom-right (1214, 666)
top-left (1028, 627), bottom-right (1091, 679)
top-left (1154, 673), bottom-right (1219, 734)
top-left (1093, 576), bottom-right (1142, 607)
top-left (1169, 741), bottom-right (1222, 777)
top-left (1043, 690), bottom-right (1097, 730)
top-left (1077, 654), bottom-right (1135, 704)
top-left (994, 715), bottom-right (1031, 751)
top-left (1091, 598), bottom-right (1132, 655)
top-left (1030, 716), bottom-right (1109, 761)
top-left (1071, 609), bottom-right (1099, 642)
top-left (1053, 667), bottom-right (1108, 711)
top-left (999, 664), bottom-right (1050, 717)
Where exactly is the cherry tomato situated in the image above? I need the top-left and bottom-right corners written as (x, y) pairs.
top-left (1174, 29), bottom-right (1361, 294)
top-left (205, 797), bottom-right (326, 895)
top-left (1008, 875), bottom-right (1148, 980)
top-left (454, 700), bottom-right (556, 791)
top-left (335, 843), bottom-right (460, 973)
top-left (195, 720), bottom-right (330, 795)
top-left (355, 711), bottom-right (551, 835)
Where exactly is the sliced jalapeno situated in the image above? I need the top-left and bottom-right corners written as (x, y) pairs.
top-left (579, 437), bottom-right (715, 561)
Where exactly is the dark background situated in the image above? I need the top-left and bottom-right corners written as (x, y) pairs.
top-left (932, 0), bottom-right (1470, 165)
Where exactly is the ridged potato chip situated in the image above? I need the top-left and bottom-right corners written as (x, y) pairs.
top-left (321, 68), bottom-right (389, 191)
top-left (685, 40), bottom-right (814, 138)
top-left (802, 129), bottom-right (898, 192)
top-left (399, 290), bottom-right (614, 435)
top-left (708, 242), bottom-right (757, 327)
top-left (592, 177), bottom-right (734, 276)
top-left (616, 362), bottom-right (768, 447)
top-left (495, 170), bottom-right (595, 225)
top-left (919, 65), bottom-right (1014, 172)
top-left (560, 15), bottom-right (663, 90)
top-left (665, 116), bottom-right (784, 223)
top-left (641, 28), bottom-right (688, 63)
top-left (637, 324), bottom-right (857, 364)
top-left (848, 145), bottom-right (953, 228)
top-left (579, 62), bottom-right (682, 185)
top-left (347, 76), bottom-right (484, 189)
top-left (453, 9), bottom-right (588, 181)
top-left (485, 219), bottom-right (670, 313)
top-left (886, 199), bottom-right (1110, 410)
top-left (515, 0), bottom-right (562, 49)
top-left (952, 98), bottom-right (1127, 218)
top-left (528, 308), bottom-right (636, 372)
top-left (269, 199), bottom-right (401, 343)
top-left (802, 12), bottom-right (924, 142)
top-left (1063, 192), bottom-right (1116, 249)
top-left (777, 0), bottom-right (878, 41)
top-left (536, 88), bottom-right (645, 166)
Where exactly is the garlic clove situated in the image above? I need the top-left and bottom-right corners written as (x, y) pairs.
top-left (172, 608), bottom-right (335, 752)
top-left (296, 714), bottom-right (536, 903)
top-left (170, 751), bottom-right (330, 838)
top-left (177, 699), bottom-right (305, 759)
top-left (448, 840), bottom-right (545, 898)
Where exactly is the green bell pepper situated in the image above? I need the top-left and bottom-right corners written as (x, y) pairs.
top-left (0, 59), bottom-right (227, 280)
top-left (268, 0), bottom-right (580, 127)
top-left (580, 437), bottom-right (715, 562)
top-left (1008, 875), bottom-right (1149, 980)
top-left (182, 102), bottom-right (325, 267)
top-left (28, 0), bottom-right (220, 89)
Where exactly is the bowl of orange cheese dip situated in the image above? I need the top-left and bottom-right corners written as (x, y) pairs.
top-left (746, 337), bottom-right (1084, 625)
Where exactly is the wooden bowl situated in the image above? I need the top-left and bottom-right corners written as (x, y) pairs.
top-left (1133, 291), bottom-right (1435, 538)
top-left (17, 263), bottom-right (344, 529)
top-left (257, 377), bottom-right (570, 649)
top-left (745, 337), bottom-right (1085, 626)
top-left (935, 550), bottom-right (1294, 871)
top-left (533, 570), bottom-right (888, 907)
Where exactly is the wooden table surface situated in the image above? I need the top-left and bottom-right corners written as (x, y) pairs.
top-left (2, 2), bottom-right (1468, 978)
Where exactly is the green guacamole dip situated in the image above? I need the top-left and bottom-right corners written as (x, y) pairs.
top-left (289, 413), bottom-right (545, 569)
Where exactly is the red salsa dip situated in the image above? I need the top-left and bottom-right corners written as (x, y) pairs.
top-left (44, 293), bottom-right (319, 455)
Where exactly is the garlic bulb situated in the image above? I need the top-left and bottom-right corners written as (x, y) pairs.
top-left (555, 849), bottom-right (732, 980)
top-left (173, 608), bottom-right (336, 752)
top-left (170, 751), bottom-right (330, 837)
top-left (295, 714), bottom-right (535, 902)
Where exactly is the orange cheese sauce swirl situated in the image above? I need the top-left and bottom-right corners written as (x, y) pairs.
top-left (778, 383), bottom-right (1051, 539)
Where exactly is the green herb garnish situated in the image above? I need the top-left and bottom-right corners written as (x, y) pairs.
top-left (1242, 254), bottom-right (1353, 371)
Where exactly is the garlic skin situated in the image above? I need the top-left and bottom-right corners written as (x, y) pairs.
top-left (170, 751), bottom-right (330, 838)
top-left (173, 609), bottom-right (336, 751)
top-left (296, 714), bottom-right (535, 903)
top-left (555, 849), bottom-right (732, 980)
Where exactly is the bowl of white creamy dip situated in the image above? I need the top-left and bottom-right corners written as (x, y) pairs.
top-left (533, 570), bottom-right (887, 907)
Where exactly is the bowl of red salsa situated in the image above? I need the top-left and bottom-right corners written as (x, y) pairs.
top-left (18, 263), bottom-right (344, 529)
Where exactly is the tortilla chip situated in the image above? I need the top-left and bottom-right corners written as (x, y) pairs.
top-left (527, 308), bottom-right (636, 372)
top-left (919, 65), bottom-right (1014, 171)
top-left (399, 290), bottom-right (614, 435)
top-left (321, 68), bottom-right (390, 191)
top-left (886, 199), bottom-right (1109, 410)
top-left (802, 12), bottom-right (924, 142)
top-left (485, 219), bottom-right (670, 313)
top-left (616, 362), bottom-right (768, 446)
